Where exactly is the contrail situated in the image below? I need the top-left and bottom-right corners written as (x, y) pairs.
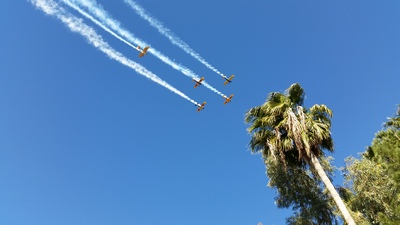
top-left (61, 0), bottom-right (226, 97)
top-left (123, 0), bottom-right (225, 77)
top-left (29, 0), bottom-right (201, 107)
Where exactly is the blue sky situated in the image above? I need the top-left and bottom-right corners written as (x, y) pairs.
top-left (1, 0), bottom-right (399, 224)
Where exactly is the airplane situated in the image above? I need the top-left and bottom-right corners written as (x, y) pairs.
top-left (196, 102), bottom-right (206, 112)
top-left (137, 46), bottom-right (150, 58)
top-left (223, 94), bottom-right (234, 104)
top-left (192, 77), bottom-right (205, 88)
top-left (222, 74), bottom-right (234, 85)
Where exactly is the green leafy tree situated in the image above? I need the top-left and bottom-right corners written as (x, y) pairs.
top-left (245, 83), bottom-right (355, 224)
top-left (343, 156), bottom-right (399, 224)
top-left (342, 105), bottom-right (400, 224)
top-left (369, 105), bottom-right (400, 185)
top-left (266, 156), bottom-right (338, 224)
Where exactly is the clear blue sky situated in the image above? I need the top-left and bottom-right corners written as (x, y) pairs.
top-left (1, 0), bottom-right (399, 224)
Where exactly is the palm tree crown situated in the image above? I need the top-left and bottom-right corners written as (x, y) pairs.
top-left (245, 83), bottom-right (333, 167)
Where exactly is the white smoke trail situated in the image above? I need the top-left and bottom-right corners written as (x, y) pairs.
top-left (29, 0), bottom-right (200, 107)
top-left (124, 0), bottom-right (225, 77)
top-left (62, 0), bottom-right (226, 97)
top-left (62, 0), bottom-right (140, 52)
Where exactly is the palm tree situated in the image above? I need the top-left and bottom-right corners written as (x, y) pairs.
top-left (245, 83), bottom-right (355, 225)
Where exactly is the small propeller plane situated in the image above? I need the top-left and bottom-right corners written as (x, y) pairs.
top-left (193, 77), bottom-right (205, 88)
top-left (223, 94), bottom-right (234, 104)
top-left (222, 74), bottom-right (234, 85)
top-left (196, 102), bottom-right (206, 112)
top-left (137, 46), bottom-right (150, 58)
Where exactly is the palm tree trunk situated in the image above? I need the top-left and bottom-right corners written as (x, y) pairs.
top-left (310, 153), bottom-right (355, 225)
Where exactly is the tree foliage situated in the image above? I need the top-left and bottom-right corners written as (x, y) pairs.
top-left (342, 105), bottom-right (400, 224)
top-left (266, 157), bottom-right (338, 225)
